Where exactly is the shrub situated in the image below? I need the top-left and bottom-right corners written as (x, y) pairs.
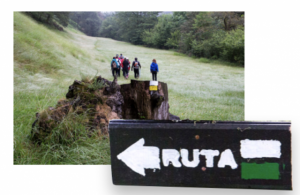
top-left (166, 30), bottom-right (181, 49)
top-left (220, 26), bottom-right (244, 65)
top-left (190, 27), bottom-right (244, 66)
top-left (87, 78), bottom-right (107, 91)
top-left (191, 30), bottom-right (226, 58)
top-left (199, 58), bottom-right (211, 63)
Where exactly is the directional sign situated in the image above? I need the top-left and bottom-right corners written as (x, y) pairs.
top-left (109, 120), bottom-right (292, 190)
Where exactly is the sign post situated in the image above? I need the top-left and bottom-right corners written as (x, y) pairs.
top-left (109, 120), bottom-right (292, 190)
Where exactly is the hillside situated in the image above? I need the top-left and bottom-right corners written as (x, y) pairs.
top-left (14, 12), bottom-right (244, 164)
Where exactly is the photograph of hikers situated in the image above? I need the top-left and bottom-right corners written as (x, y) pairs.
top-left (14, 11), bottom-right (244, 165)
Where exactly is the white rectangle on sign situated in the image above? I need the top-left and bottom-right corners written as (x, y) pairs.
top-left (150, 81), bottom-right (158, 86)
top-left (240, 139), bottom-right (281, 158)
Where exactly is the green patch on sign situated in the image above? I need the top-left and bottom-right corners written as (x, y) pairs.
top-left (241, 162), bottom-right (280, 180)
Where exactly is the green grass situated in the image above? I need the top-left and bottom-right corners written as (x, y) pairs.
top-left (14, 12), bottom-right (244, 164)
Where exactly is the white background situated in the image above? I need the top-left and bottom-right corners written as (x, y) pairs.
top-left (2, 0), bottom-right (300, 194)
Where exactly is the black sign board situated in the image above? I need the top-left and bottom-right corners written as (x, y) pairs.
top-left (109, 120), bottom-right (292, 190)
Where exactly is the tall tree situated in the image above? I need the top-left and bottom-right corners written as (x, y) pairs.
top-left (53, 12), bottom-right (70, 27)
top-left (211, 12), bottom-right (244, 31)
top-left (114, 12), bottom-right (159, 45)
top-left (70, 12), bottom-right (102, 36)
top-left (143, 14), bottom-right (174, 48)
top-left (99, 13), bottom-right (119, 39)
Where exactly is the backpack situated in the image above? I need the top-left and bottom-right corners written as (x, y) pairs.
top-left (112, 61), bottom-right (117, 68)
top-left (116, 59), bottom-right (121, 68)
top-left (134, 61), bottom-right (139, 69)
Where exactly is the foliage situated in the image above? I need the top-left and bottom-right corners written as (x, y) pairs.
top-left (99, 12), bottom-right (159, 45)
top-left (79, 71), bottom-right (108, 91)
top-left (53, 12), bottom-right (70, 27)
top-left (98, 13), bottom-right (119, 39)
top-left (191, 29), bottom-right (226, 59)
top-left (33, 110), bottom-right (89, 145)
top-left (69, 12), bottom-right (102, 36)
top-left (87, 78), bottom-right (107, 91)
top-left (199, 58), bottom-right (211, 63)
top-left (95, 11), bottom-right (244, 65)
top-left (220, 26), bottom-right (244, 64)
top-left (25, 11), bottom-right (244, 65)
top-left (142, 14), bottom-right (173, 48)
top-left (25, 12), bottom-right (70, 28)
top-left (70, 12), bottom-right (102, 36)
top-left (165, 30), bottom-right (181, 49)
top-left (173, 12), bottom-right (244, 65)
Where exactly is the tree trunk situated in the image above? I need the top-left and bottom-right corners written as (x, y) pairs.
top-left (46, 13), bottom-right (52, 24)
top-left (224, 16), bottom-right (229, 31)
top-left (120, 80), bottom-right (171, 120)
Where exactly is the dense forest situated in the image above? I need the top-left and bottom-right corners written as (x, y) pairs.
top-left (25, 11), bottom-right (244, 65)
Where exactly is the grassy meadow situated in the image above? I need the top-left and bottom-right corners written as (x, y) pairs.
top-left (14, 12), bottom-right (244, 164)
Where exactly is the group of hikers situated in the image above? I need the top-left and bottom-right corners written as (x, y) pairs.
top-left (110, 54), bottom-right (159, 81)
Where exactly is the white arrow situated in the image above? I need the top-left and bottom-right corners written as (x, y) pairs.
top-left (117, 138), bottom-right (161, 176)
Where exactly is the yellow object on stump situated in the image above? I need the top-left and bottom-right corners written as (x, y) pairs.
top-left (149, 85), bottom-right (158, 91)
top-left (149, 81), bottom-right (158, 91)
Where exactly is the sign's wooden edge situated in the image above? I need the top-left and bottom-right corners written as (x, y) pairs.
top-left (109, 120), bottom-right (291, 131)
top-left (111, 182), bottom-right (292, 190)
top-left (109, 119), bottom-right (291, 125)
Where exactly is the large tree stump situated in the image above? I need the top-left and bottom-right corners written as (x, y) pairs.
top-left (31, 77), bottom-right (180, 143)
top-left (120, 80), bottom-right (172, 120)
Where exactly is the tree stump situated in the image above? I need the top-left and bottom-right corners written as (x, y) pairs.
top-left (120, 80), bottom-right (172, 120)
top-left (31, 77), bottom-right (180, 143)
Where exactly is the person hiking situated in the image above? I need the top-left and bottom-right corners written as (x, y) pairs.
top-left (127, 58), bottom-right (131, 76)
top-left (122, 57), bottom-right (130, 79)
top-left (120, 54), bottom-right (123, 59)
top-left (119, 56), bottom-right (123, 75)
top-left (120, 57), bottom-right (125, 77)
top-left (150, 59), bottom-right (159, 81)
top-left (111, 57), bottom-right (119, 77)
top-left (120, 59), bottom-right (124, 77)
top-left (115, 55), bottom-right (121, 77)
top-left (131, 57), bottom-right (141, 79)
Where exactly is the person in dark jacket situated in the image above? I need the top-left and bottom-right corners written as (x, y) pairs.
top-left (111, 57), bottom-right (119, 77)
top-left (122, 57), bottom-right (130, 79)
top-left (131, 57), bottom-right (141, 79)
top-left (150, 59), bottom-right (159, 81)
top-left (120, 57), bottom-right (124, 76)
top-left (127, 58), bottom-right (131, 76)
